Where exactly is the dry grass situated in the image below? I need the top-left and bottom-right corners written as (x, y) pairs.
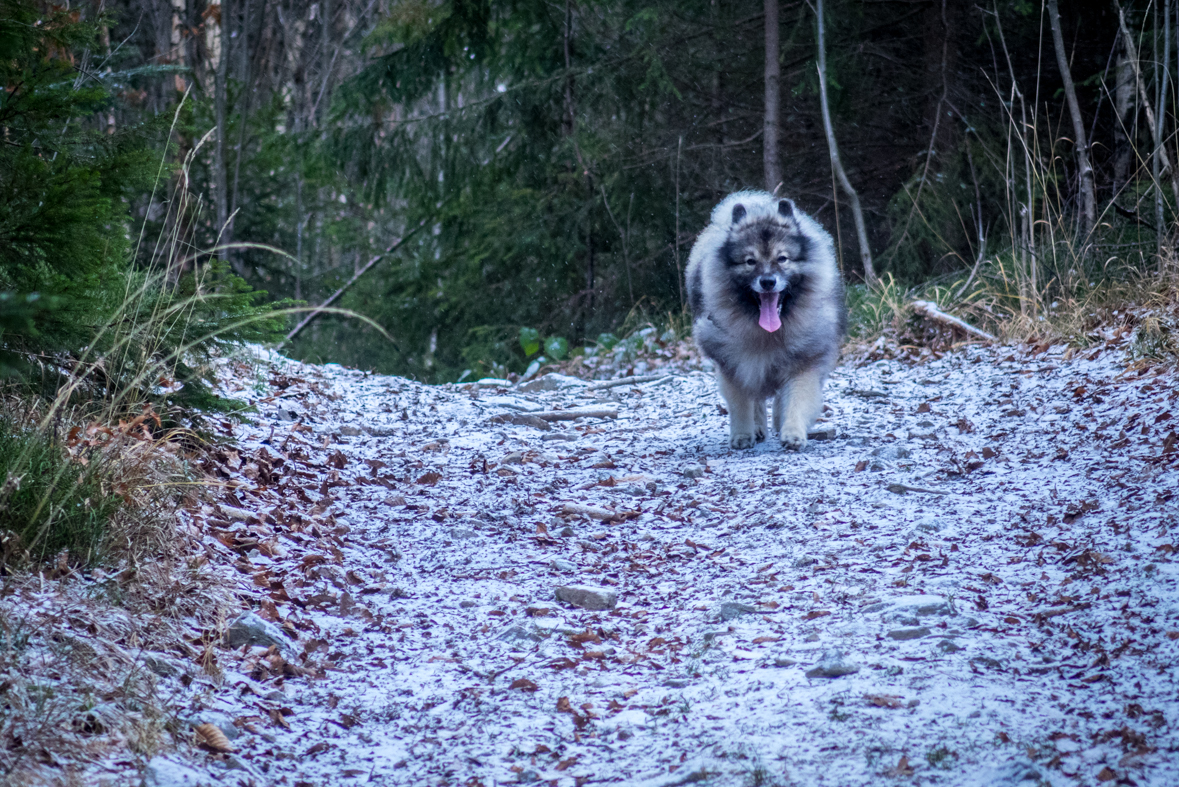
top-left (0, 396), bottom-right (238, 785)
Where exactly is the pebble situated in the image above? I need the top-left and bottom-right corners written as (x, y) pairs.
top-left (681, 463), bottom-right (706, 479)
top-left (773, 656), bottom-right (798, 668)
top-left (558, 526), bottom-right (576, 538)
top-left (554, 584), bottom-right (617, 611)
top-left (805, 650), bottom-right (860, 678)
top-left (807, 426), bottom-right (837, 441)
top-left (551, 559), bottom-right (578, 573)
top-left (936, 639), bottom-right (964, 653)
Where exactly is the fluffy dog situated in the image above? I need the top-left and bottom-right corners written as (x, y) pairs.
top-left (685, 191), bottom-right (846, 450)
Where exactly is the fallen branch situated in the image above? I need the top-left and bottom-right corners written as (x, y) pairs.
top-left (910, 300), bottom-right (996, 342)
top-left (533, 407), bottom-right (619, 422)
top-left (281, 218), bottom-right (431, 346)
top-left (585, 374), bottom-right (667, 390)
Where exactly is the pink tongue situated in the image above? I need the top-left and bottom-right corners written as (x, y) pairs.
top-left (758, 291), bottom-right (781, 332)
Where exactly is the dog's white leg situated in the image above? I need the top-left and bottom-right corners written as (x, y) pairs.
top-left (776, 367), bottom-right (825, 451)
top-left (718, 373), bottom-right (757, 449)
top-left (753, 397), bottom-right (768, 442)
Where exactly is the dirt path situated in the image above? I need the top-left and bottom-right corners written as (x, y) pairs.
top-left (171, 344), bottom-right (1178, 787)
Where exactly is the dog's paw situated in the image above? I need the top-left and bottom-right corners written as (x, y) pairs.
top-left (730, 432), bottom-right (756, 450)
top-left (754, 425), bottom-right (767, 443)
top-left (779, 427), bottom-right (808, 452)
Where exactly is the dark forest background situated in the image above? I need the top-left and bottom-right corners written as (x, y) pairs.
top-left (1, 0), bottom-right (1170, 384)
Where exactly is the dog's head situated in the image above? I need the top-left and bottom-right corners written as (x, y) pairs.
top-left (721, 199), bottom-right (809, 332)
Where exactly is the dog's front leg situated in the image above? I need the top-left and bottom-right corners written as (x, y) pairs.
top-left (718, 373), bottom-right (758, 449)
top-left (774, 367), bottom-right (824, 451)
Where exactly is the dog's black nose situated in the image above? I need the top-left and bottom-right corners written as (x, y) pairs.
top-left (758, 277), bottom-right (777, 291)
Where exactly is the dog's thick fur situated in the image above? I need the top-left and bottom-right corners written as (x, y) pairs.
top-left (685, 191), bottom-right (846, 450)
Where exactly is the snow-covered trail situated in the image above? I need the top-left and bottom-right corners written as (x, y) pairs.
top-left (193, 345), bottom-right (1178, 787)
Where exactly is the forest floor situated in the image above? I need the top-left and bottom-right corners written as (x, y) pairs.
top-left (112, 338), bottom-right (1179, 786)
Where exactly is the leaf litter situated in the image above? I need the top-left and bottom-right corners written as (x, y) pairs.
top-left (78, 340), bottom-right (1179, 785)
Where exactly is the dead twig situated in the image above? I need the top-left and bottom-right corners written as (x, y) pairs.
top-left (910, 300), bottom-right (997, 342)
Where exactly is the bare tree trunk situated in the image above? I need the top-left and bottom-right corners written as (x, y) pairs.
top-left (764, 0), bottom-right (781, 193)
top-left (1113, 50), bottom-right (1134, 193)
top-left (214, 0), bottom-right (234, 268)
top-left (231, 0), bottom-right (253, 227)
top-left (1117, 2), bottom-right (1179, 210)
top-left (1046, 0), bottom-right (1096, 235)
top-left (815, 0), bottom-right (876, 285)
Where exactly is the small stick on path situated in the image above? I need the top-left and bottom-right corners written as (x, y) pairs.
top-left (910, 300), bottom-right (996, 343)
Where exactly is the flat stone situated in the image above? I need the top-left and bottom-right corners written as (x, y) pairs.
top-left (886, 626), bottom-right (931, 641)
top-left (773, 656), bottom-right (798, 668)
top-left (936, 639), bottom-right (964, 653)
top-left (550, 559), bottom-right (578, 573)
top-left (555, 584), bottom-right (617, 611)
top-left (681, 463), bottom-right (706, 479)
top-left (718, 601), bottom-right (757, 621)
top-left (663, 678), bottom-right (692, 688)
top-left (805, 650), bottom-right (860, 679)
top-left (223, 612), bottom-right (297, 660)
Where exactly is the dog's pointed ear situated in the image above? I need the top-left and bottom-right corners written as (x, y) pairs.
top-left (731, 204), bottom-right (747, 224)
top-left (778, 199), bottom-right (796, 218)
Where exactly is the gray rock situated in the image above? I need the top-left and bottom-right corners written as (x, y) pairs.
top-left (807, 426), bottom-right (836, 441)
top-left (224, 612), bottom-right (297, 659)
top-left (497, 625), bottom-right (543, 643)
top-left (870, 445), bottom-right (911, 460)
top-left (663, 678), bottom-right (692, 688)
top-left (558, 526), bottom-right (576, 538)
top-left (773, 656), bottom-right (798, 668)
top-left (459, 599), bottom-right (477, 608)
top-left (936, 639), bottom-right (964, 653)
top-left (187, 711), bottom-right (240, 740)
top-left (541, 432), bottom-right (579, 442)
top-left (681, 463), bottom-right (706, 479)
top-left (141, 757), bottom-right (218, 787)
top-left (805, 650), bottom-right (860, 678)
top-left (718, 601), bottom-right (758, 621)
top-left (447, 527), bottom-right (480, 540)
top-left (142, 652), bottom-right (186, 678)
top-left (886, 627), bottom-right (931, 641)
top-left (793, 556), bottom-right (817, 568)
top-left (551, 559), bottom-right (578, 573)
top-left (518, 374), bottom-right (586, 392)
top-left (555, 584), bottom-right (617, 611)
top-left (865, 595), bottom-right (956, 626)
top-left (338, 425), bottom-right (364, 436)
top-left (911, 517), bottom-right (942, 533)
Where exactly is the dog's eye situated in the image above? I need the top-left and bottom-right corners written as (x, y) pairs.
top-left (777, 255), bottom-right (788, 263)
top-left (743, 258), bottom-right (755, 266)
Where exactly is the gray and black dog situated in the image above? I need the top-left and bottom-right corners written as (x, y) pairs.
top-left (685, 191), bottom-right (846, 450)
